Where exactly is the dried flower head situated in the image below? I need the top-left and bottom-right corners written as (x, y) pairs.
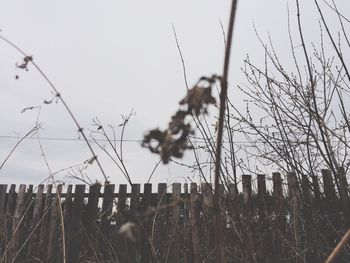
top-left (142, 75), bottom-right (218, 163)
top-left (180, 85), bottom-right (216, 115)
top-left (118, 222), bottom-right (138, 242)
top-left (16, 56), bottom-right (33, 71)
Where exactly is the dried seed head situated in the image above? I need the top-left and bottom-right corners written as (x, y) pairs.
top-left (118, 222), bottom-right (138, 242)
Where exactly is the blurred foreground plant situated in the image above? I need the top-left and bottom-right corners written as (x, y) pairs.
top-left (142, 75), bottom-right (218, 164)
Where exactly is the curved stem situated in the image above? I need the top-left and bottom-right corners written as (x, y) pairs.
top-left (0, 34), bottom-right (109, 183)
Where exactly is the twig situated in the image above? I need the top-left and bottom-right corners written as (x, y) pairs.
top-left (0, 125), bottom-right (39, 170)
top-left (146, 159), bottom-right (162, 183)
top-left (219, 19), bottom-right (227, 46)
top-left (172, 24), bottom-right (189, 90)
top-left (120, 109), bottom-right (135, 162)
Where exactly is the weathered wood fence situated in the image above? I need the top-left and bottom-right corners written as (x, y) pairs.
top-left (0, 169), bottom-right (349, 262)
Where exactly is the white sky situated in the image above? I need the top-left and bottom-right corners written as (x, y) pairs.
top-left (0, 1), bottom-right (349, 187)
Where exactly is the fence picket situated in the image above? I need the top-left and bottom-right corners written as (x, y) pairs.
top-left (272, 172), bottom-right (285, 260)
top-left (9, 184), bottom-right (26, 261)
top-left (338, 167), bottom-right (350, 226)
top-left (2, 184), bottom-right (16, 262)
top-left (156, 183), bottom-right (168, 262)
top-left (0, 184), bottom-right (8, 256)
top-left (287, 172), bottom-right (303, 261)
top-left (114, 184), bottom-right (127, 262)
top-left (168, 183), bottom-right (181, 263)
top-left (67, 185), bottom-right (85, 263)
top-left (130, 184), bottom-right (141, 216)
top-left (85, 182), bottom-right (101, 259)
top-left (201, 183), bottom-right (215, 262)
top-left (47, 184), bottom-right (63, 262)
top-left (27, 184), bottom-right (44, 259)
top-left (140, 183), bottom-right (152, 263)
top-left (190, 183), bottom-right (201, 263)
top-left (183, 183), bottom-right (192, 263)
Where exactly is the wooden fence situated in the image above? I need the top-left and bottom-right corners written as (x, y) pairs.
top-left (0, 169), bottom-right (349, 262)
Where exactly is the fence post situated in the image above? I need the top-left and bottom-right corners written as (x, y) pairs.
top-left (129, 184), bottom-right (141, 257)
top-left (39, 184), bottom-right (52, 260)
top-left (201, 183), bottom-right (215, 262)
top-left (301, 174), bottom-right (319, 262)
top-left (114, 184), bottom-right (127, 262)
top-left (190, 183), bottom-right (201, 263)
top-left (85, 183), bottom-right (101, 228)
top-left (272, 172), bottom-right (285, 260)
top-left (2, 184), bottom-right (16, 262)
top-left (227, 183), bottom-right (240, 224)
top-left (0, 184), bottom-right (7, 214)
top-left (168, 183), bottom-right (181, 263)
top-left (9, 184), bottom-right (26, 261)
top-left (322, 169), bottom-right (337, 211)
top-left (84, 182), bottom-right (101, 257)
top-left (242, 174), bottom-right (252, 212)
top-left (183, 183), bottom-right (192, 263)
top-left (24, 184), bottom-right (34, 244)
top-left (130, 184), bottom-right (141, 216)
top-left (301, 174), bottom-right (311, 204)
top-left (338, 167), bottom-right (350, 226)
top-left (242, 174), bottom-right (253, 261)
top-left (47, 184), bottom-right (63, 262)
top-left (63, 184), bottom-right (73, 257)
top-left (27, 184), bottom-right (44, 259)
top-left (140, 183), bottom-right (152, 263)
top-left (257, 174), bottom-right (272, 261)
top-left (0, 184), bottom-right (8, 257)
top-left (67, 185), bottom-right (85, 263)
top-left (287, 172), bottom-right (303, 261)
top-left (100, 184), bottom-right (115, 237)
top-left (156, 183), bottom-right (168, 261)
top-left (257, 174), bottom-right (267, 225)
top-left (311, 175), bottom-right (321, 207)
top-left (117, 184), bottom-right (127, 223)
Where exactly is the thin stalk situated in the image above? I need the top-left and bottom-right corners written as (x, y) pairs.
top-left (325, 228), bottom-right (350, 263)
top-left (214, 0), bottom-right (238, 262)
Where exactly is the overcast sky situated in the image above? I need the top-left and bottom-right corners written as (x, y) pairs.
top-left (1, 1), bottom-right (349, 187)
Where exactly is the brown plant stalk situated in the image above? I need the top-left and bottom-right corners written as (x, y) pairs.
top-left (326, 228), bottom-right (350, 263)
top-left (213, 0), bottom-right (238, 262)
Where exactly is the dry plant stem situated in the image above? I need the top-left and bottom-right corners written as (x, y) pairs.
top-left (146, 159), bottom-right (162, 183)
top-left (0, 125), bottom-right (39, 170)
top-left (34, 108), bottom-right (67, 263)
top-left (172, 24), bottom-right (189, 90)
top-left (172, 24), bottom-right (220, 167)
top-left (0, 34), bottom-right (108, 183)
top-left (120, 109), bottom-right (134, 162)
top-left (32, 61), bottom-right (109, 182)
top-left (11, 207), bottom-right (50, 262)
top-left (1, 195), bottom-right (36, 262)
top-left (325, 228), bottom-right (350, 263)
top-left (1, 174), bottom-right (56, 261)
top-left (172, 24), bottom-right (218, 172)
top-left (94, 127), bottom-right (132, 185)
top-left (214, 0), bottom-right (237, 262)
